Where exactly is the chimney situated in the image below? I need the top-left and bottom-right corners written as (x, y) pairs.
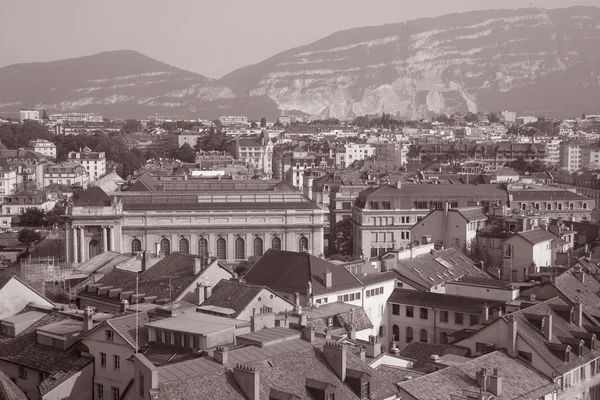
top-left (141, 250), bottom-right (147, 272)
top-left (324, 268), bottom-right (332, 289)
top-left (120, 299), bottom-right (129, 313)
top-left (489, 368), bottom-right (502, 396)
top-left (507, 314), bottom-right (517, 357)
top-left (193, 258), bottom-right (202, 275)
top-left (475, 368), bottom-right (489, 392)
top-left (347, 323), bottom-right (356, 340)
top-left (197, 283), bottom-right (205, 304)
top-left (481, 304), bottom-right (489, 324)
top-left (233, 364), bottom-right (259, 400)
top-left (575, 301), bottom-right (583, 327)
top-left (204, 284), bottom-right (212, 300)
top-left (83, 306), bottom-right (94, 332)
top-left (294, 292), bottom-right (302, 314)
top-left (543, 311), bottom-right (553, 341)
top-left (322, 342), bottom-right (347, 381)
top-left (574, 267), bottom-right (585, 284)
top-left (396, 180), bottom-right (401, 189)
top-left (492, 309), bottom-right (503, 319)
top-left (301, 327), bottom-right (315, 343)
top-left (213, 346), bottom-right (228, 365)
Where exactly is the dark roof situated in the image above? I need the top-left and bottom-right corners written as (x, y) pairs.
top-left (399, 342), bottom-right (471, 372)
top-left (201, 280), bottom-right (287, 318)
top-left (509, 189), bottom-right (590, 201)
top-left (244, 249), bottom-right (363, 296)
top-left (0, 306), bottom-right (93, 396)
top-left (0, 368), bottom-right (27, 400)
top-left (388, 289), bottom-right (503, 314)
top-left (453, 207), bottom-right (488, 222)
top-left (398, 351), bottom-right (559, 400)
top-left (515, 229), bottom-right (557, 244)
top-left (107, 312), bottom-right (150, 349)
top-left (454, 275), bottom-right (515, 289)
top-left (374, 364), bottom-right (426, 383)
top-left (74, 186), bottom-right (112, 206)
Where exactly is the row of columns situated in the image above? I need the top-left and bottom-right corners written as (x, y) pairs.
top-left (71, 225), bottom-right (115, 264)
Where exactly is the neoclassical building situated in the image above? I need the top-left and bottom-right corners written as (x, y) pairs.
top-left (64, 175), bottom-right (324, 264)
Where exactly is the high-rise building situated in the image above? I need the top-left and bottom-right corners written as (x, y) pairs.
top-left (19, 109), bottom-right (40, 122)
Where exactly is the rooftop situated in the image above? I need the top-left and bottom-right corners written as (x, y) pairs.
top-left (388, 289), bottom-right (503, 315)
top-left (145, 312), bottom-right (242, 336)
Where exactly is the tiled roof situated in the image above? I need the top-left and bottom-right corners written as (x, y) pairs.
top-left (509, 189), bottom-right (590, 201)
top-left (106, 312), bottom-right (150, 349)
top-left (454, 276), bottom-right (515, 289)
top-left (398, 351), bottom-right (559, 400)
top-left (75, 251), bottom-right (134, 275)
top-left (0, 306), bottom-right (93, 396)
top-left (374, 364), bottom-right (426, 384)
top-left (399, 342), bottom-right (471, 372)
top-left (516, 229), bottom-right (557, 244)
top-left (299, 303), bottom-right (373, 333)
top-left (244, 249), bottom-right (363, 296)
top-left (357, 270), bottom-right (402, 286)
top-left (453, 207), bottom-right (488, 222)
top-left (145, 312), bottom-right (242, 335)
top-left (93, 171), bottom-right (124, 193)
top-left (394, 248), bottom-right (489, 290)
top-left (0, 368), bottom-right (27, 400)
top-left (78, 253), bottom-right (224, 306)
top-left (74, 186), bottom-right (112, 206)
top-left (388, 289), bottom-right (503, 314)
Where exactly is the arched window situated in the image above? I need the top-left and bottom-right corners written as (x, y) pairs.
top-left (235, 237), bottom-right (245, 260)
top-left (89, 239), bottom-right (101, 258)
top-left (253, 237), bottom-right (263, 257)
top-left (392, 325), bottom-right (400, 343)
top-left (179, 238), bottom-right (189, 254)
top-left (160, 238), bottom-right (171, 256)
top-left (440, 332), bottom-right (448, 344)
top-left (198, 238), bottom-right (208, 258)
top-left (216, 237), bottom-right (227, 260)
top-left (406, 327), bottom-right (413, 343)
top-left (584, 202), bottom-right (588, 210)
top-left (131, 238), bottom-right (142, 254)
top-left (299, 236), bottom-right (309, 252)
top-left (272, 236), bottom-right (281, 250)
top-left (420, 329), bottom-right (428, 343)
top-left (558, 203), bottom-right (563, 210)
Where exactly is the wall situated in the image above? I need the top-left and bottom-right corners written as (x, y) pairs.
top-left (43, 362), bottom-right (93, 400)
top-left (0, 278), bottom-right (54, 320)
top-left (234, 289), bottom-right (294, 321)
top-left (444, 282), bottom-right (518, 301)
top-left (0, 359), bottom-right (42, 399)
top-left (178, 264), bottom-right (232, 305)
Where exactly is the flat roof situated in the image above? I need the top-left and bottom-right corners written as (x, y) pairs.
top-left (145, 312), bottom-right (242, 335)
top-left (36, 320), bottom-right (84, 336)
top-left (157, 357), bottom-right (224, 384)
top-left (236, 327), bottom-right (300, 347)
top-left (196, 305), bottom-right (236, 316)
top-left (2, 311), bottom-right (47, 325)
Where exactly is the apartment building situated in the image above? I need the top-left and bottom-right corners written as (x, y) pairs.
top-left (43, 162), bottom-right (89, 188)
top-left (559, 140), bottom-right (592, 172)
top-left (29, 139), bottom-right (57, 159)
top-left (0, 164), bottom-right (17, 203)
top-left (19, 109), bottom-right (39, 122)
top-left (508, 187), bottom-right (594, 222)
top-left (227, 132), bottom-right (273, 177)
top-left (218, 115), bottom-right (248, 126)
top-left (68, 147), bottom-right (106, 181)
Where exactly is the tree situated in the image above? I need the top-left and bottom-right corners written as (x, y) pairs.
top-left (489, 113), bottom-right (500, 123)
top-left (169, 143), bottom-right (196, 163)
top-left (260, 117), bottom-right (267, 128)
top-left (42, 110), bottom-right (49, 120)
top-left (195, 133), bottom-right (229, 152)
top-left (332, 218), bottom-right (353, 256)
top-left (18, 228), bottom-right (42, 244)
top-left (234, 256), bottom-right (260, 276)
top-left (121, 119), bottom-right (143, 134)
top-left (250, 121), bottom-right (259, 129)
top-left (19, 208), bottom-right (46, 227)
top-left (46, 204), bottom-right (66, 228)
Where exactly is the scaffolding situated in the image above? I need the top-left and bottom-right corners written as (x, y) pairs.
top-left (21, 257), bottom-right (89, 299)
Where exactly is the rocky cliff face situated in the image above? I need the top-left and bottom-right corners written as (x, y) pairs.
top-left (220, 6), bottom-right (600, 119)
top-left (0, 50), bottom-right (279, 119)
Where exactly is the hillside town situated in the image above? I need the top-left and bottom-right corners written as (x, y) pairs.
top-left (0, 107), bottom-right (600, 400)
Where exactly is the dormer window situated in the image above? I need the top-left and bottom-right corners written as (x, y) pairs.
top-left (105, 330), bottom-right (114, 342)
top-left (360, 382), bottom-right (370, 399)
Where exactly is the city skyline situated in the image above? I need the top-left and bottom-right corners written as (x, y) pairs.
top-left (2, 0), bottom-right (598, 78)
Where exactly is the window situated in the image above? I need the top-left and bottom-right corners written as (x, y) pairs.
top-left (271, 236), bottom-right (281, 250)
top-left (406, 306), bottom-right (414, 318)
top-left (370, 201), bottom-right (380, 209)
top-left (100, 352), bottom-right (107, 368)
top-left (453, 238), bottom-right (460, 248)
top-left (378, 326), bottom-right (384, 337)
top-left (383, 201), bottom-right (391, 210)
top-left (470, 314), bottom-right (480, 326)
top-left (179, 238), bottom-right (189, 254)
top-left (371, 248), bottom-right (378, 257)
top-left (476, 342), bottom-right (496, 355)
top-left (342, 202), bottom-right (351, 210)
top-left (216, 237), bottom-right (227, 259)
top-left (111, 387), bottom-right (120, 400)
top-left (406, 327), bottom-right (414, 343)
top-left (392, 324), bottom-right (400, 342)
top-left (440, 311), bottom-right (448, 323)
top-left (420, 308), bottom-right (428, 320)
top-left (440, 332), bottom-right (448, 344)
top-left (517, 350), bottom-right (532, 364)
top-left (392, 304), bottom-right (400, 315)
top-left (253, 237), bottom-right (263, 257)
top-left (130, 238), bottom-right (142, 254)
top-left (299, 236), bottom-right (309, 252)
top-left (18, 366), bottom-right (26, 379)
top-left (455, 313), bottom-right (464, 325)
top-left (361, 382), bottom-right (370, 399)
top-left (235, 237), bottom-right (245, 259)
top-left (198, 238), bottom-right (208, 258)
top-left (420, 329), bottom-right (428, 343)
top-left (105, 330), bottom-right (114, 342)
top-left (97, 384), bottom-right (104, 400)
top-left (113, 355), bottom-right (120, 370)
top-left (326, 393), bottom-right (335, 400)
top-left (160, 238), bottom-right (170, 256)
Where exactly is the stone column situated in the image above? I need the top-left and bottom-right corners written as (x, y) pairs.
top-left (72, 226), bottom-right (79, 264)
top-left (64, 226), bottom-right (70, 263)
top-left (79, 226), bottom-right (85, 263)
top-left (102, 226), bottom-right (108, 253)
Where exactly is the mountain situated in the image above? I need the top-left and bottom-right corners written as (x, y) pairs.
top-left (220, 6), bottom-right (600, 119)
top-left (0, 50), bottom-right (279, 119)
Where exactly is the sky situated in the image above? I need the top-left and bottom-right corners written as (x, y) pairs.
top-left (1, 0), bottom-right (597, 79)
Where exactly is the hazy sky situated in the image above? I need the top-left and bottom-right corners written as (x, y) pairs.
top-left (1, 0), bottom-right (597, 78)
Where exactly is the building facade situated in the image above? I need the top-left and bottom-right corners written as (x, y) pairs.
top-left (29, 139), bottom-right (57, 159)
top-left (19, 109), bottom-right (40, 122)
top-left (68, 147), bottom-right (106, 181)
top-left (43, 162), bottom-right (89, 188)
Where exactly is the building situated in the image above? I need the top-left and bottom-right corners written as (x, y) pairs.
top-left (501, 228), bottom-right (556, 282)
top-left (372, 140), bottom-right (409, 166)
top-left (397, 350), bottom-right (559, 400)
top-left (29, 140), bottom-right (56, 159)
top-left (132, 327), bottom-right (399, 400)
top-left (500, 110), bottom-right (517, 123)
top-left (352, 184), bottom-right (508, 258)
top-left (455, 297), bottom-right (600, 400)
top-left (64, 178), bottom-right (325, 264)
top-left (227, 133), bottom-right (273, 177)
top-left (48, 113), bottom-right (103, 123)
top-left (218, 115), bottom-right (248, 126)
top-left (195, 151), bottom-right (234, 168)
top-left (559, 141), bottom-right (592, 172)
top-left (175, 133), bottom-right (202, 148)
top-left (508, 187), bottom-right (594, 222)
top-left (0, 275), bottom-right (54, 319)
top-left (77, 253), bottom-right (232, 313)
top-left (340, 143), bottom-right (376, 168)
top-left (67, 147), bottom-right (106, 181)
top-left (2, 190), bottom-right (55, 222)
top-left (19, 109), bottom-right (40, 122)
top-left (43, 162), bottom-right (89, 188)
top-left (0, 164), bottom-right (17, 204)
top-left (410, 206), bottom-right (488, 252)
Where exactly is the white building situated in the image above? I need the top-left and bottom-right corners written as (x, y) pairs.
top-left (342, 143), bottom-right (376, 168)
top-left (48, 113), bottom-right (103, 123)
top-left (218, 116), bottom-right (248, 126)
top-left (19, 109), bottom-right (40, 122)
top-left (29, 139), bottom-right (57, 159)
top-left (67, 147), bottom-right (106, 181)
